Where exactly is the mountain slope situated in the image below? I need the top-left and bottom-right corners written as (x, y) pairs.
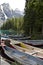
top-left (0, 3), bottom-right (24, 22)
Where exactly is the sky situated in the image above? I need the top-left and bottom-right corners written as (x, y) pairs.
top-left (0, 0), bottom-right (25, 11)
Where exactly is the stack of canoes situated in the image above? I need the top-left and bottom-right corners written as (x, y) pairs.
top-left (1, 38), bottom-right (43, 60)
top-left (2, 46), bottom-right (43, 65)
top-left (10, 42), bottom-right (43, 60)
top-left (1, 38), bottom-right (43, 65)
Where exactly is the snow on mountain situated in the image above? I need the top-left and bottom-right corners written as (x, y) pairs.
top-left (0, 5), bottom-right (5, 21)
top-left (1, 5), bottom-right (7, 19)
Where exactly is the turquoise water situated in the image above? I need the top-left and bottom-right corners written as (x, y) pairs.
top-left (0, 30), bottom-right (17, 35)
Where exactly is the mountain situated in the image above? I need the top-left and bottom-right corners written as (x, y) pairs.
top-left (12, 8), bottom-right (24, 17)
top-left (0, 3), bottom-right (24, 22)
top-left (2, 3), bottom-right (13, 18)
top-left (14, 8), bottom-right (24, 15)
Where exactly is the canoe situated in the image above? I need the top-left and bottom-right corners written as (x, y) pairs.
top-left (13, 36), bottom-right (31, 40)
top-left (2, 46), bottom-right (43, 65)
top-left (9, 35), bottom-right (31, 40)
top-left (15, 42), bottom-right (43, 52)
top-left (1, 35), bottom-right (9, 40)
top-left (11, 43), bottom-right (43, 60)
top-left (16, 46), bottom-right (43, 60)
top-left (18, 40), bottom-right (43, 46)
top-left (10, 40), bottom-right (43, 53)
